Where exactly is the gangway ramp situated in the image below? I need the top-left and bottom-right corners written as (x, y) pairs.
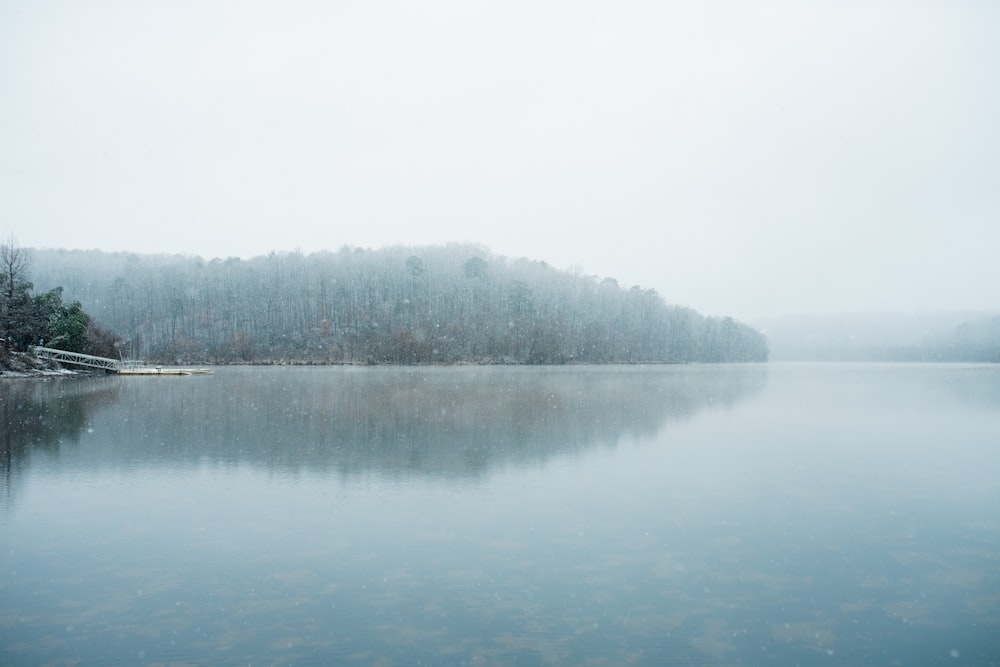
top-left (31, 346), bottom-right (123, 372)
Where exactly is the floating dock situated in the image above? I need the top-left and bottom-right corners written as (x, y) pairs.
top-left (117, 367), bottom-right (213, 376)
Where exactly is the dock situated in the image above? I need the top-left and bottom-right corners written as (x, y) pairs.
top-left (117, 366), bottom-right (212, 376)
top-left (31, 346), bottom-right (212, 376)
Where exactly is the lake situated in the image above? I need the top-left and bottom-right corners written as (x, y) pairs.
top-left (2, 364), bottom-right (998, 666)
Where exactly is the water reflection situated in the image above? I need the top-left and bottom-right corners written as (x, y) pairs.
top-left (1, 378), bottom-right (119, 510)
top-left (2, 364), bottom-right (999, 666)
top-left (18, 365), bottom-right (767, 477)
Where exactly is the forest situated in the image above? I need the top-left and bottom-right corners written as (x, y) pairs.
top-left (23, 243), bottom-right (769, 365)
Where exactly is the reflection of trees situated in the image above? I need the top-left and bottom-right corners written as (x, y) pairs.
top-left (1, 379), bottom-right (120, 510)
top-left (67, 366), bottom-right (767, 478)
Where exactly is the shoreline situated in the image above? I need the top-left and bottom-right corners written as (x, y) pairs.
top-left (0, 350), bottom-right (85, 378)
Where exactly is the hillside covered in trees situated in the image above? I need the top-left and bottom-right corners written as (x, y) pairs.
top-left (27, 244), bottom-right (768, 365)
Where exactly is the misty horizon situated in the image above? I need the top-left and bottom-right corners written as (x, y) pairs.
top-left (14, 242), bottom-right (998, 364)
top-left (16, 240), bottom-right (1000, 325)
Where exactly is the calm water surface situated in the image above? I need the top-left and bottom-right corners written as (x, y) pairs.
top-left (2, 364), bottom-right (998, 666)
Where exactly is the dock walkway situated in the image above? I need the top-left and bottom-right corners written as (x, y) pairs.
top-left (31, 346), bottom-right (211, 375)
top-left (32, 346), bottom-right (123, 372)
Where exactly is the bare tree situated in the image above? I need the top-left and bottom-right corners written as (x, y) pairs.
top-left (1, 236), bottom-right (31, 350)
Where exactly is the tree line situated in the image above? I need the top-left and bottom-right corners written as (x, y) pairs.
top-left (25, 243), bottom-right (769, 365)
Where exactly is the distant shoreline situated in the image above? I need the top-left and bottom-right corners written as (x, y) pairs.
top-left (2, 350), bottom-right (748, 378)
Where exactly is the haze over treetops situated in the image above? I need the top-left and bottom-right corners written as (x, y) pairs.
top-left (26, 244), bottom-right (768, 365)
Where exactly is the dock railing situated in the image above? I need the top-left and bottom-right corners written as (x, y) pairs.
top-left (31, 346), bottom-right (124, 372)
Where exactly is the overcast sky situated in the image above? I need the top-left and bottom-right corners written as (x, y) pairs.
top-left (2, 0), bottom-right (998, 320)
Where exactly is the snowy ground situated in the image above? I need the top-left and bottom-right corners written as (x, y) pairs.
top-left (0, 351), bottom-right (79, 378)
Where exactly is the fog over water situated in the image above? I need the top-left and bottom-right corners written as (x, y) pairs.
top-left (3, 1), bottom-right (999, 320)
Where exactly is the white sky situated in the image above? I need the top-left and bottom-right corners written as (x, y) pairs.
top-left (2, 0), bottom-right (998, 320)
